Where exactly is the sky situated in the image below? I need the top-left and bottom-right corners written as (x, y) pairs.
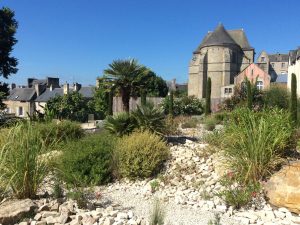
top-left (1, 0), bottom-right (300, 86)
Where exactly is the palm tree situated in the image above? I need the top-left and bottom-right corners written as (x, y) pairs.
top-left (103, 59), bottom-right (149, 112)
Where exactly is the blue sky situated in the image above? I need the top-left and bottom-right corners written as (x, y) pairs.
top-left (1, 0), bottom-right (300, 86)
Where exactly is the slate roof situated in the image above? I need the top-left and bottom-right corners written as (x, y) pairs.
top-left (7, 88), bottom-right (36, 101)
top-left (195, 24), bottom-right (253, 52)
top-left (35, 86), bottom-right (95, 102)
top-left (275, 74), bottom-right (288, 83)
top-left (269, 53), bottom-right (289, 62)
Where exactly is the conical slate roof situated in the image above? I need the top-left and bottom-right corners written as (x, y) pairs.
top-left (199, 24), bottom-right (237, 48)
top-left (194, 24), bottom-right (253, 53)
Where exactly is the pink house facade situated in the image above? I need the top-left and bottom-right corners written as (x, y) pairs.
top-left (235, 63), bottom-right (271, 90)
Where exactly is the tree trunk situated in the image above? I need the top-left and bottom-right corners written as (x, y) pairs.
top-left (121, 87), bottom-right (130, 112)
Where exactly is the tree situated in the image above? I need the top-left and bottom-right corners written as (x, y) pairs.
top-left (205, 77), bottom-right (211, 115)
top-left (0, 7), bottom-right (18, 78)
top-left (246, 79), bottom-right (253, 109)
top-left (45, 92), bottom-right (91, 122)
top-left (169, 90), bottom-right (174, 117)
top-left (290, 73), bottom-right (297, 124)
top-left (103, 59), bottom-right (148, 112)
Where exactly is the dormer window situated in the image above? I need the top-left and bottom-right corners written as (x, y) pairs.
top-left (15, 96), bottom-right (19, 99)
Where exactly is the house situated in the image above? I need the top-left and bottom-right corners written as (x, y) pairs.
top-left (221, 63), bottom-right (271, 98)
top-left (256, 51), bottom-right (289, 81)
top-left (188, 23), bottom-right (254, 109)
top-left (287, 47), bottom-right (300, 96)
top-left (3, 77), bottom-right (94, 118)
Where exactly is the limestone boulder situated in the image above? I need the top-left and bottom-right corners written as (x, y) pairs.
top-left (264, 161), bottom-right (300, 214)
top-left (0, 199), bottom-right (37, 225)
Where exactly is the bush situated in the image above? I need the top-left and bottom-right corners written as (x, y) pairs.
top-left (132, 103), bottom-right (166, 135)
top-left (203, 116), bottom-right (218, 131)
top-left (0, 122), bottom-right (56, 199)
top-left (56, 132), bottom-right (116, 187)
top-left (150, 200), bottom-right (165, 225)
top-left (263, 86), bottom-right (289, 109)
top-left (221, 108), bottom-right (293, 184)
top-left (164, 115), bottom-right (180, 135)
top-left (104, 113), bottom-right (137, 137)
top-left (115, 130), bottom-right (169, 179)
top-left (162, 96), bottom-right (203, 116)
top-left (181, 117), bottom-right (199, 129)
top-left (36, 120), bottom-right (84, 145)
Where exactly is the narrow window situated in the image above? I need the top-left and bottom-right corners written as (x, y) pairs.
top-left (281, 63), bottom-right (285, 68)
top-left (256, 81), bottom-right (264, 90)
top-left (225, 88), bottom-right (229, 94)
top-left (229, 88), bottom-right (233, 93)
top-left (261, 57), bottom-right (265, 62)
top-left (18, 107), bottom-right (23, 116)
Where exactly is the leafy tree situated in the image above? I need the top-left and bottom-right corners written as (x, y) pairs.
top-left (144, 72), bottom-right (168, 97)
top-left (205, 77), bottom-right (211, 115)
top-left (103, 59), bottom-right (148, 112)
top-left (290, 73), bottom-right (297, 124)
top-left (0, 82), bottom-right (9, 109)
top-left (45, 92), bottom-right (91, 122)
top-left (0, 7), bottom-right (18, 78)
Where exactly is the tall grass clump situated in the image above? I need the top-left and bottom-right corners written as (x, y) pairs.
top-left (221, 108), bottom-right (293, 184)
top-left (150, 199), bottom-right (165, 225)
top-left (0, 122), bottom-right (57, 199)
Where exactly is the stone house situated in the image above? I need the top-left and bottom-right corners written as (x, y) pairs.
top-left (256, 51), bottom-right (289, 81)
top-left (288, 47), bottom-right (300, 96)
top-left (3, 77), bottom-right (94, 118)
top-left (188, 24), bottom-right (254, 109)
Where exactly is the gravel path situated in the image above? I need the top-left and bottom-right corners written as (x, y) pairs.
top-left (101, 187), bottom-right (239, 225)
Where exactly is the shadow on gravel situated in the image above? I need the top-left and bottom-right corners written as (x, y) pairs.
top-left (165, 136), bottom-right (199, 145)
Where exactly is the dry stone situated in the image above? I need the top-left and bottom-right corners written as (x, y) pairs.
top-left (0, 199), bottom-right (37, 225)
top-left (264, 161), bottom-right (300, 214)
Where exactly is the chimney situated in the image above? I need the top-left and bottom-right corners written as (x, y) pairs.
top-left (73, 82), bottom-right (81, 91)
top-left (35, 84), bottom-right (41, 96)
top-left (10, 83), bottom-right (16, 90)
top-left (63, 83), bottom-right (69, 95)
top-left (50, 84), bottom-right (53, 91)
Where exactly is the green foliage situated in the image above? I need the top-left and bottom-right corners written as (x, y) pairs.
top-left (218, 176), bottom-right (260, 209)
top-left (56, 132), bottom-right (116, 187)
top-left (45, 92), bottom-right (93, 122)
top-left (169, 91), bottom-right (174, 116)
top-left (104, 113), bottom-right (137, 137)
top-left (150, 200), bottom-right (165, 225)
top-left (207, 213), bottom-right (221, 225)
top-left (53, 182), bottom-right (64, 199)
top-left (162, 95), bottom-right (203, 116)
top-left (0, 7), bottom-right (18, 78)
top-left (102, 59), bottom-right (149, 112)
top-left (141, 90), bottom-right (147, 106)
top-left (67, 189), bottom-right (89, 209)
top-left (0, 122), bottom-right (56, 198)
top-left (246, 79), bottom-right (253, 109)
top-left (204, 116), bottom-right (218, 131)
top-left (150, 180), bottom-right (160, 193)
top-left (115, 130), bottom-right (169, 179)
top-left (290, 73), bottom-right (297, 124)
top-left (164, 115), bottom-right (180, 135)
top-left (35, 120), bottom-right (84, 145)
top-left (221, 108), bottom-right (293, 184)
top-left (181, 117), bottom-right (199, 129)
top-left (205, 77), bottom-right (212, 115)
top-left (141, 71), bottom-right (168, 97)
top-left (132, 103), bottom-right (166, 135)
top-left (263, 86), bottom-right (289, 109)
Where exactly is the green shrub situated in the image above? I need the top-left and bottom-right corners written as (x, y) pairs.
top-left (164, 115), bottom-right (180, 135)
top-left (181, 117), bottom-right (199, 128)
top-left (204, 116), bottom-right (218, 131)
top-left (290, 73), bottom-right (298, 124)
top-left (56, 132), bottom-right (116, 187)
top-left (66, 188), bottom-right (88, 209)
top-left (104, 113), bottom-right (137, 137)
top-left (53, 181), bottom-right (64, 199)
top-left (162, 96), bottom-right (203, 116)
top-left (263, 86), bottom-right (289, 109)
top-left (0, 122), bottom-right (56, 198)
top-left (222, 108), bottom-right (293, 184)
top-left (35, 120), bottom-right (84, 145)
top-left (217, 176), bottom-right (260, 209)
top-left (132, 103), bottom-right (166, 135)
top-left (115, 130), bottom-right (169, 179)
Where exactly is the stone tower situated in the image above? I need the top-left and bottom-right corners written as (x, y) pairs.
top-left (188, 24), bottom-right (254, 104)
